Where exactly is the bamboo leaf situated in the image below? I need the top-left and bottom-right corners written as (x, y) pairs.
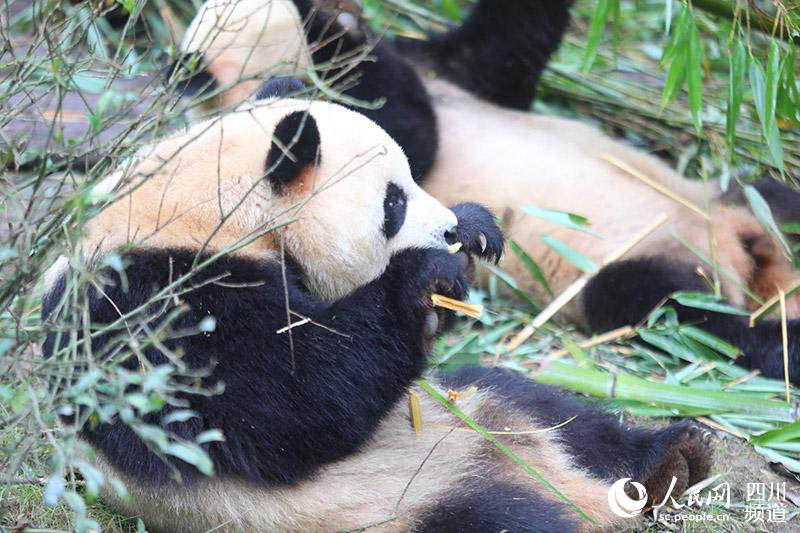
top-left (726, 42), bottom-right (746, 160)
top-left (671, 291), bottom-right (750, 316)
top-left (661, 6), bottom-right (690, 65)
top-left (540, 235), bottom-right (598, 274)
top-left (522, 206), bottom-right (599, 237)
top-left (687, 16), bottom-right (703, 133)
top-left (765, 120), bottom-right (785, 171)
top-left (751, 419), bottom-right (800, 446)
top-left (662, 40), bottom-right (688, 108)
top-left (751, 57), bottom-right (767, 125)
top-left (744, 185), bottom-right (791, 255)
top-left (750, 56), bottom-right (785, 170)
top-left (639, 329), bottom-right (699, 363)
top-left (679, 326), bottom-right (740, 358)
top-left (582, 0), bottom-right (613, 72)
top-left (765, 40), bottom-right (781, 135)
top-left (509, 239), bottom-right (553, 298)
top-left (485, 265), bottom-right (540, 311)
top-left (611, 0), bottom-right (621, 58)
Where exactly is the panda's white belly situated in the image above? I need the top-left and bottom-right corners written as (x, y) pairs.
top-left (421, 80), bottom-right (735, 321)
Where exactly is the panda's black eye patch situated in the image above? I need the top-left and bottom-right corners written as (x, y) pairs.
top-left (382, 182), bottom-right (407, 239)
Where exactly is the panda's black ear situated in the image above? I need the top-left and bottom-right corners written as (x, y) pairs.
top-left (255, 77), bottom-right (307, 101)
top-left (266, 111), bottom-right (321, 193)
top-left (164, 52), bottom-right (217, 98)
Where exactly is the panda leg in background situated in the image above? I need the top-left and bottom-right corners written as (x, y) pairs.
top-left (438, 367), bottom-right (712, 513)
top-left (394, 0), bottom-right (574, 110)
top-left (582, 257), bottom-right (800, 381)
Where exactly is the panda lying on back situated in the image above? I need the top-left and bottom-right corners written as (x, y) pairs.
top-left (42, 90), bottom-right (710, 531)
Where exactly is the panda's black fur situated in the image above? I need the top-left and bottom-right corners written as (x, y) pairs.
top-left (44, 246), bottom-right (468, 487)
top-left (42, 89), bottom-right (713, 531)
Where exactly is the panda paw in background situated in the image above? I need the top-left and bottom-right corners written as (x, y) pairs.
top-left (449, 203), bottom-right (504, 264)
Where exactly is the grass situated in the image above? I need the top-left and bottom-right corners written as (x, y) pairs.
top-left (2, 0), bottom-right (800, 531)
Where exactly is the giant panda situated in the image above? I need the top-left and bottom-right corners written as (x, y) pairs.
top-left (41, 87), bottom-right (712, 531)
top-left (169, 0), bottom-right (800, 381)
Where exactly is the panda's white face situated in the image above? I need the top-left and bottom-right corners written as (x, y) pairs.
top-left (83, 98), bottom-right (457, 301)
top-left (181, 0), bottom-right (312, 110)
top-left (272, 99), bottom-right (458, 300)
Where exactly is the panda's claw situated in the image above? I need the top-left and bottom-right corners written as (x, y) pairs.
top-left (449, 203), bottom-right (505, 264)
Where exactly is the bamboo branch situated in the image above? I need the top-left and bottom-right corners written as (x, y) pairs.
top-left (692, 0), bottom-right (800, 45)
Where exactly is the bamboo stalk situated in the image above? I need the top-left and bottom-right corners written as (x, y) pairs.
top-left (600, 154), bottom-right (710, 220)
top-left (779, 287), bottom-right (790, 403)
top-left (691, 0), bottom-right (800, 45)
top-left (536, 326), bottom-right (636, 362)
top-left (696, 416), bottom-right (748, 439)
top-left (532, 361), bottom-right (794, 419)
top-left (506, 214), bottom-right (670, 352)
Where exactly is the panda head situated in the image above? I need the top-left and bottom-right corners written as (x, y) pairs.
top-left (86, 96), bottom-right (457, 301)
top-left (259, 98), bottom-right (458, 299)
top-left (176, 0), bottom-right (314, 111)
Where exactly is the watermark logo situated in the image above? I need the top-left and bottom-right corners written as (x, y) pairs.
top-left (607, 477), bottom-right (789, 524)
top-left (607, 478), bottom-right (648, 518)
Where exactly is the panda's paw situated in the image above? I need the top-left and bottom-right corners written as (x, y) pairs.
top-left (641, 421), bottom-right (713, 510)
top-left (449, 203), bottom-right (504, 264)
top-left (391, 249), bottom-right (470, 313)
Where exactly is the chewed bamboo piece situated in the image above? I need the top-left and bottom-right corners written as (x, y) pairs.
top-left (409, 392), bottom-right (423, 436)
top-left (431, 294), bottom-right (483, 319)
top-left (430, 241), bottom-right (483, 318)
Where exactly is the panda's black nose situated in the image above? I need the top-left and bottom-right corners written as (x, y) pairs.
top-left (444, 227), bottom-right (458, 245)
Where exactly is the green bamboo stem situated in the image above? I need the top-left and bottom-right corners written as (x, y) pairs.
top-left (532, 361), bottom-right (796, 420)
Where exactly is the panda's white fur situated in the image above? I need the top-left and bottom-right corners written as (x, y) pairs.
top-left (422, 80), bottom-right (800, 323)
top-left (82, 98), bottom-right (456, 301)
top-left (179, 0), bottom-right (311, 115)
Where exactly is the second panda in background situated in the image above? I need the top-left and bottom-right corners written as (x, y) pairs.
top-left (42, 85), bottom-right (711, 532)
top-left (171, 0), bottom-right (800, 380)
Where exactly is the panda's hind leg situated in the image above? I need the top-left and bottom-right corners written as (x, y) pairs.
top-left (438, 368), bottom-right (711, 513)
